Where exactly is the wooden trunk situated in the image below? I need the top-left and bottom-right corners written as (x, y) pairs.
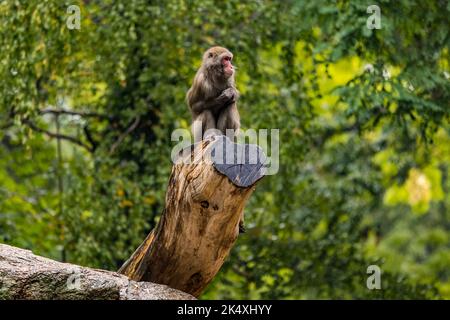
top-left (119, 136), bottom-right (265, 297)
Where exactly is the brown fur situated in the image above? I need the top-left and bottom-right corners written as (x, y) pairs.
top-left (186, 46), bottom-right (240, 140)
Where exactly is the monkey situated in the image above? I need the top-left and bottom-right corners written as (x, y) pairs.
top-left (186, 46), bottom-right (240, 141)
top-left (186, 47), bottom-right (245, 233)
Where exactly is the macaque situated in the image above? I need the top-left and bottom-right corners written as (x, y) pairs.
top-left (186, 47), bottom-right (245, 233)
top-left (186, 46), bottom-right (240, 140)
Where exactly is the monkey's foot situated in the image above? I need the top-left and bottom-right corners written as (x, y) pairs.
top-left (203, 131), bottom-right (222, 140)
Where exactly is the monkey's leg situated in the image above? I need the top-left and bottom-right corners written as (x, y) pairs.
top-left (193, 110), bottom-right (216, 140)
top-left (217, 103), bottom-right (240, 138)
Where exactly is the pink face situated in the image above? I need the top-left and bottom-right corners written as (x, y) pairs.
top-left (204, 47), bottom-right (235, 78)
top-left (222, 55), bottom-right (234, 77)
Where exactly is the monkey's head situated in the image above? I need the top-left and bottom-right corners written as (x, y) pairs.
top-left (202, 46), bottom-right (234, 79)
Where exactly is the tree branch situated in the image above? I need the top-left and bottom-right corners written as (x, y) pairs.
top-left (39, 108), bottom-right (111, 120)
top-left (24, 120), bottom-right (93, 152)
top-left (109, 116), bottom-right (141, 155)
top-left (83, 125), bottom-right (98, 152)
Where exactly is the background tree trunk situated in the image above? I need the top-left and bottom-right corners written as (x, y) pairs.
top-left (119, 136), bottom-right (266, 297)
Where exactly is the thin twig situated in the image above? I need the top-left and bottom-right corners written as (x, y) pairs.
top-left (83, 125), bottom-right (98, 151)
top-left (109, 117), bottom-right (141, 155)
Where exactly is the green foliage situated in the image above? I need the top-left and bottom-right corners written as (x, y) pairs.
top-left (0, 0), bottom-right (449, 298)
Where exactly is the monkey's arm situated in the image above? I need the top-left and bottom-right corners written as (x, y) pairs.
top-left (190, 88), bottom-right (237, 114)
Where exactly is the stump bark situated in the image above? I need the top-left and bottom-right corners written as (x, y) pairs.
top-left (119, 136), bottom-right (266, 297)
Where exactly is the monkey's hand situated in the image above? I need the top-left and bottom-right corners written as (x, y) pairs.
top-left (218, 87), bottom-right (238, 107)
top-left (192, 88), bottom-right (238, 113)
top-left (208, 87), bottom-right (238, 113)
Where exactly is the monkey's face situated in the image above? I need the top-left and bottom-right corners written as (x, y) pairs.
top-left (203, 46), bottom-right (234, 79)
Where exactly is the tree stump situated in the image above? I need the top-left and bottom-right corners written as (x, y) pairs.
top-left (119, 135), bottom-right (266, 297)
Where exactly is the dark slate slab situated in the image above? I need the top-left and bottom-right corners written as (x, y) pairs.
top-left (210, 135), bottom-right (267, 187)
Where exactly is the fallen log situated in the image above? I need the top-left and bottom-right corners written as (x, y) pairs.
top-left (0, 243), bottom-right (194, 300)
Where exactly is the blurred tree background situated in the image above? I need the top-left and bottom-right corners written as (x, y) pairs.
top-left (0, 0), bottom-right (449, 299)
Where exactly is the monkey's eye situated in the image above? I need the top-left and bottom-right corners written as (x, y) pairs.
top-left (208, 52), bottom-right (214, 58)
